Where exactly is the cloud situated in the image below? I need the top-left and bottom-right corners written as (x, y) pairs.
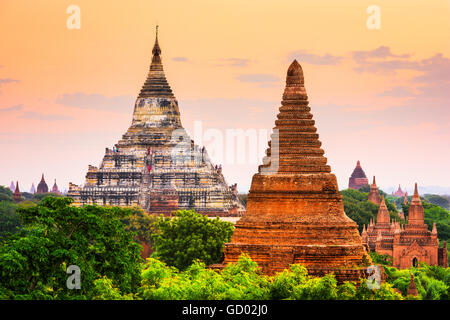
top-left (352, 46), bottom-right (410, 64)
top-left (0, 104), bottom-right (23, 112)
top-left (352, 46), bottom-right (417, 73)
top-left (235, 74), bottom-right (280, 87)
top-left (377, 87), bottom-right (416, 97)
top-left (56, 93), bottom-right (134, 113)
top-left (411, 53), bottom-right (450, 84)
top-left (18, 111), bottom-right (73, 121)
top-left (0, 78), bottom-right (18, 84)
top-left (288, 50), bottom-right (342, 65)
top-left (172, 57), bottom-right (188, 62)
top-left (0, 78), bottom-right (19, 92)
top-left (215, 58), bottom-right (251, 67)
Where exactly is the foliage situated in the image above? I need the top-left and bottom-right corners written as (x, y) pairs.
top-left (151, 210), bottom-right (234, 270)
top-left (139, 255), bottom-right (270, 300)
top-left (121, 206), bottom-right (158, 252)
top-left (384, 263), bottom-right (449, 300)
top-left (424, 194), bottom-right (450, 210)
top-left (369, 252), bottom-right (393, 266)
top-left (0, 201), bottom-right (22, 237)
top-left (0, 197), bottom-right (142, 299)
top-left (341, 188), bottom-right (400, 233)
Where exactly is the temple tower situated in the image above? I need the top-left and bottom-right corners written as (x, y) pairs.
top-left (51, 179), bottom-right (60, 194)
top-left (37, 174), bottom-right (49, 194)
top-left (221, 61), bottom-right (371, 279)
top-left (348, 161), bottom-right (369, 190)
top-left (68, 27), bottom-right (244, 216)
top-left (30, 183), bottom-right (36, 194)
top-left (364, 183), bottom-right (445, 268)
top-left (368, 176), bottom-right (381, 205)
top-left (13, 181), bottom-right (22, 203)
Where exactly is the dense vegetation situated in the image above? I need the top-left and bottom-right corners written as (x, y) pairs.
top-left (341, 188), bottom-right (399, 233)
top-left (0, 189), bottom-right (448, 300)
top-left (151, 210), bottom-right (234, 270)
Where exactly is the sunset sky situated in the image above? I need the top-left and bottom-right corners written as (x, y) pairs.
top-left (1, 0), bottom-right (449, 194)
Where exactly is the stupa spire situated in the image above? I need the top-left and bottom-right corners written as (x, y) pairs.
top-left (412, 183), bottom-right (421, 203)
top-left (152, 25), bottom-right (161, 56)
top-left (409, 183), bottom-right (425, 225)
top-left (368, 175), bottom-right (381, 205)
top-left (260, 59), bottom-right (330, 174)
top-left (13, 181), bottom-right (22, 203)
top-left (376, 196), bottom-right (390, 224)
top-left (138, 25), bottom-right (174, 98)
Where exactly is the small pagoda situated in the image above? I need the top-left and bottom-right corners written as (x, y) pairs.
top-left (368, 176), bottom-right (381, 205)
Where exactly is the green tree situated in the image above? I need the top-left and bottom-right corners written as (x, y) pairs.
top-left (122, 206), bottom-right (158, 254)
top-left (151, 210), bottom-right (234, 270)
top-left (0, 201), bottom-right (22, 237)
top-left (0, 197), bottom-right (142, 299)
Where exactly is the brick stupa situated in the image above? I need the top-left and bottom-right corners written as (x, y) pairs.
top-left (221, 60), bottom-right (371, 280)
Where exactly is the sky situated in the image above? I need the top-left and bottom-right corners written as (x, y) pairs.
top-left (0, 0), bottom-right (449, 194)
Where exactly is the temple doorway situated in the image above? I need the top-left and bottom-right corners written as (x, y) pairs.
top-left (412, 257), bottom-right (418, 267)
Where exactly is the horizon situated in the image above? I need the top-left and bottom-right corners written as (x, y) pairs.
top-left (1, 1), bottom-right (449, 195)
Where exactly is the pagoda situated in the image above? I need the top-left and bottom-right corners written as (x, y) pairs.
top-left (9, 181), bottom-right (15, 192)
top-left (392, 184), bottom-right (406, 198)
top-left (348, 161), bottom-right (369, 190)
top-left (68, 27), bottom-right (244, 216)
top-left (367, 176), bottom-right (381, 205)
top-left (51, 179), bottom-right (61, 194)
top-left (30, 183), bottom-right (36, 194)
top-left (362, 184), bottom-right (447, 268)
top-left (13, 181), bottom-right (22, 203)
top-left (37, 174), bottom-right (49, 194)
top-left (220, 60), bottom-right (371, 281)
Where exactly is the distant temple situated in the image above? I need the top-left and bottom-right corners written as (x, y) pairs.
top-left (30, 183), bottom-right (36, 194)
top-left (68, 27), bottom-right (244, 216)
top-left (13, 181), bottom-right (22, 203)
top-left (392, 185), bottom-right (406, 198)
top-left (348, 160), bottom-right (369, 190)
top-left (367, 176), bottom-right (381, 205)
top-left (218, 60), bottom-right (371, 283)
top-left (9, 181), bottom-right (15, 192)
top-left (37, 174), bottom-right (49, 194)
top-left (51, 179), bottom-right (61, 194)
top-left (362, 184), bottom-right (447, 269)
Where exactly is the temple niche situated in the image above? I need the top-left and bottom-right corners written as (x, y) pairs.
top-left (348, 160), bottom-right (369, 190)
top-left (218, 60), bottom-right (371, 282)
top-left (68, 28), bottom-right (244, 217)
top-left (362, 184), bottom-right (448, 269)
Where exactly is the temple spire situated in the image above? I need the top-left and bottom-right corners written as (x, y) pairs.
top-left (152, 25), bottom-right (161, 56)
top-left (138, 25), bottom-right (174, 98)
top-left (376, 196), bottom-right (390, 224)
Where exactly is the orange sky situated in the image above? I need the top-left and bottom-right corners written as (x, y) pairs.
top-left (1, 0), bottom-right (449, 193)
